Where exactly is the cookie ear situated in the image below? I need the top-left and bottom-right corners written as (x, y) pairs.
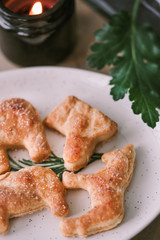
top-left (102, 144), bottom-right (135, 165)
top-left (102, 149), bottom-right (120, 163)
top-left (44, 96), bottom-right (118, 171)
top-left (121, 144), bottom-right (135, 161)
top-left (0, 98), bottom-right (51, 175)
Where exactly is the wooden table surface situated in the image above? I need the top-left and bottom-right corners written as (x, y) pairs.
top-left (0, 1), bottom-right (159, 239)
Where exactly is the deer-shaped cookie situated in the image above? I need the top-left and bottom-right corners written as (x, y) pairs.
top-left (0, 166), bottom-right (69, 235)
top-left (60, 144), bottom-right (135, 237)
top-left (44, 96), bottom-right (118, 171)
top-left (0, 98), bottom-right (51, 174)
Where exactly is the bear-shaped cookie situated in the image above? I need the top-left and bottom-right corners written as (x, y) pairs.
top-left (0, 166), bottom-right (69, 235)
top-left (60, 144), bottom-right (135, 237)
top-left (0, 98), bottom-right (51, 174)
top-left (44, 96), bottom-right (118, 172)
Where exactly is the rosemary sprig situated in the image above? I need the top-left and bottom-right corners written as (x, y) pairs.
top-left (9, 151), bottom-right (103, 181)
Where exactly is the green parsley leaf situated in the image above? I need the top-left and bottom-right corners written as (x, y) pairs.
top-left (87, 10), bottom-right (160, 128)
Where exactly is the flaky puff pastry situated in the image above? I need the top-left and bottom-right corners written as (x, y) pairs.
top-left (44, 96), bottom-right (118, 171)
top-left (0, 98), bottom-right (51, 175)
top-left (60, 144), bottom-right (135, 237)
top-left (0, 166), bottom-right (69, 235)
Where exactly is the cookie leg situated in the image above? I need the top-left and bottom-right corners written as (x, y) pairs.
top-left (0, 207), bottom-right (9, 235)
top-left (62, 172), bottom-right (88, 190)
top-left (46, 193), bottom-right (69, 217)
top-left (34, 171), bottom-right (69, 217)
top-left (63, 135), bottom-right (93, 172)
top-left (24, 132), bottom-right (50, 163)
top-left (0, 148), bottom-right (10, 175)
top-left (60, 204), bottom-right (123, 237)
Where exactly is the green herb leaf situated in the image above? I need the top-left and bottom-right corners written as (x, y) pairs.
top-left (87, 10), bottom-right (160, 128)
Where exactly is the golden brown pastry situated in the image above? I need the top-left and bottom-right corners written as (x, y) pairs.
top-left (0, 98), bottom-right (51, 174)
top-left (60, 144), bottom-right (135, 237)
top-left (0, 166), bottom-right (69, 235)
top-left (44, 96), bottom-right (118, 171)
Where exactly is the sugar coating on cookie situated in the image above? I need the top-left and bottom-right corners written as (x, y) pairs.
top-left (60, 144), bottom-right (135, 237)
top-left (0, 98), bottom-right (51, 174)
top-left (0, 166), bottom-right (69, 235)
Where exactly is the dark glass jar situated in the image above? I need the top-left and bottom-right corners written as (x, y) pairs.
top-left (0, 0), bottom-right (76, 66)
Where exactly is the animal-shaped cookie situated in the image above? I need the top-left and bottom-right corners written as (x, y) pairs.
top-left (0, 98), bottom-right (51, 174)
top-left (44, 96), bottom-right (118, 171)
top-left (0, 166), bottom-right (69, 235)
top-left (60, 144), bottom-right (135, 237)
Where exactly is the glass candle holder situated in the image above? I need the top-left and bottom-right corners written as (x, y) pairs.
top-left (0, 0), bottom-right (76, 66)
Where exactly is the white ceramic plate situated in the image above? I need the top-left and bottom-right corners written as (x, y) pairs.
top-left (0, 67), bottom-right (159, 240)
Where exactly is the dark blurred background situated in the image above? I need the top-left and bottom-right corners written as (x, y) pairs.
top-left (84, 0), bottom-right (160, 35)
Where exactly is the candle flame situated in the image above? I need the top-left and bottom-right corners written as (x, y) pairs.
top-left (29, 1), bottom-right (43, 15)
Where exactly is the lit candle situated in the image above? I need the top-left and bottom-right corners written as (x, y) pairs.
top-left (29, 1), bottom-right (43, 15)
top-left (0, 0), bottom-right (76, 66)
top-left (2, 0), bottom-right (59, 15)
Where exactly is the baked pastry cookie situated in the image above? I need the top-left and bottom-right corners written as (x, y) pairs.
top-left (0, 98), bottom-right (51, 175)
top-left (0, 166), bottom-right (69, 235)
top-left (60, 144), bottom-right (135, 237)
top-left (44, 96), bottom-right (118, 171)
